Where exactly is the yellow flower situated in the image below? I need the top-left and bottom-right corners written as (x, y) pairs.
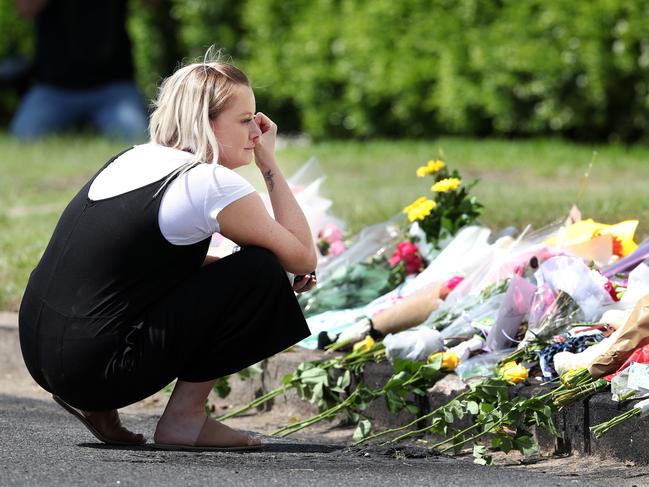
top-left (499, 361), bottom-right (528, 384)
top-left (428, 350), bottom-right (461, 371)
top-left (431, 177), bottom-right (462, 193)
top-left (353, 335), bottom-right (375, 353)
top-left (544, 219), bottom-right (639, 258)
top-left (428, 159), bottom-right (446, 172)
top-left (416, 159), bottom-right (446, 178)
top-left (403, 197), bottom-right (437, 222)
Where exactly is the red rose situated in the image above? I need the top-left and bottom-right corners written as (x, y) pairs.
top-left (389, 253), bottom-right (402, 267)
top-left (390, 241), bottom-right (423, 275)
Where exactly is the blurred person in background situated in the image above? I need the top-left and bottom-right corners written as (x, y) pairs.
top-left (10, 0), bottom-right (148, 140)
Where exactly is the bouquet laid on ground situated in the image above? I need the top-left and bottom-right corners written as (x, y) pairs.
top-left (404, 159), bottom-right (483, 247)
top-left (591, 398), bottom-right (649, 438)
top-left (298, 218), bottom-right (405, 317)
top-left (298, 254), bottom-right (405, 317)
top-left (211, 150), bottom-right (649, 465)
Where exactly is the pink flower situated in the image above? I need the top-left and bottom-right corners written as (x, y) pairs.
top-left (328, 240), bottom-right (346, 257)
top-left (319, 224), bottom-right (343, 244)
top-left (390, 241), bottom-right (424, 275)
top-left (604, 280), bottom-right (620, 302)
top-left (444, 276), bottom-right (464, 291)
top-left (397, 241), bottom-right (419, 256)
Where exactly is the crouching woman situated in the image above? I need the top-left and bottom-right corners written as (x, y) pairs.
top-left (18, 57), bottom-right (316, 450)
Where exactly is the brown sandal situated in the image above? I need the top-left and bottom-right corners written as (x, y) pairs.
top-left (152, 417), bottom-right (262, 452)
top-left (52, 395), bottom-right (146, 446)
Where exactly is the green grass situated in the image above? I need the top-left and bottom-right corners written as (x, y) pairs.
top-left (2, 134), bottom-right (649, 311)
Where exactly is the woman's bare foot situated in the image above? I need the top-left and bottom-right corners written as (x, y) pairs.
top-left (82, 409), bottom-right (146, 445)
top-left (53, 395), bottom-right (145, 445)
top-left (154, 413), bottom-right (261, 448)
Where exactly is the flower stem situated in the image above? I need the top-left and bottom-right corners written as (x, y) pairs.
top-left (272, 391), bottom-right (359, 437)
top-left (590, 408), bottom-right (641, 439)
top-left (353, 391), bottom-right (470, 446)
top-left (440, 421), bottom-right (499, 453)
top-left (217, 384), bottom-right (291, 421)
top-left (553, 379), bottom-right (608, 410)
top-left (219, 344), bottom-right (384, 422)
top-left (429, 422), bottom-right (482, 449)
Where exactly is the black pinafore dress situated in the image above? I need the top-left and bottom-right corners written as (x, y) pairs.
top-left (18, 149), bottom-right (310, 411)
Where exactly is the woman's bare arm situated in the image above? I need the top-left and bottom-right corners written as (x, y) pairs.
top-left (215, 111), bottom-right (316, 275)
top-left (217, 192), bottom-right (317, 275)
top-left (252, 112), bottom-right (315, 258)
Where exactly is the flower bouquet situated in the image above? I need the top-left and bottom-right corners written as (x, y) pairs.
top-left (403, 159), bottom-right (483, 247)
top-left (299, 218), bottom-right (405, 317)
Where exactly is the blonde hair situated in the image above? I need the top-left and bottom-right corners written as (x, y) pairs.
top-left (149, 53), bottom-right (250, 165)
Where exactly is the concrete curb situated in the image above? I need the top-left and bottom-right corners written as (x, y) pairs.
top-left (2, 310), bottom-right (647, 464)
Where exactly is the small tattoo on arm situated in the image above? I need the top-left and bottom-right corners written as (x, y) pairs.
top-left (264, 169), bottom-right (275, 191)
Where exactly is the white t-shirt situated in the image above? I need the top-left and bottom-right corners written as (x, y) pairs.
top-left (88, 143), bottom-right (255, 245)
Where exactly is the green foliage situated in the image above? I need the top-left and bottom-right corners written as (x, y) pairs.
top-left (209, 364), bottom-right (263, 399)
top-left (273, 352), bottom-right (448, 440)
top-left (297, 255), bottom-right (403, 317)
top-left (3, 1), bottom-right (649, 139)
top-left (405, 160), bottom-right (483, 246)
top-left (360, 376), bottom-right (561, 464)
top-left (241, 0), bottom-right (649, 141)
top-left (212, 376), bottom-right (232, 399)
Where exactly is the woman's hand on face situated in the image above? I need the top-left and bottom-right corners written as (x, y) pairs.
top-left (292, 273), bottom-right (317, 293)
top-left (253, 112), bottom-right (277, 168)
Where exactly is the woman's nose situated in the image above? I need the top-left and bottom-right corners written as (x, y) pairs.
top-left (250, 120), bottom-right (262, 139)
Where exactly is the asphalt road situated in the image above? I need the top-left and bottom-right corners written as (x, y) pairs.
top-left (0, 394), bottom-right (644, 486)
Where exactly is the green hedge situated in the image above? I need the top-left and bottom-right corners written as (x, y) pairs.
top-left (2, 0), bottom-right (649, 141)
top-left (241, 0), bottom-right (649, 140)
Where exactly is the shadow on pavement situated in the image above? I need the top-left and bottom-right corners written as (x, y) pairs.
top-left (77, 442), bottom-right (344, 454)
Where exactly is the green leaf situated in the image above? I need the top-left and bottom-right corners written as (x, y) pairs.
top-left (480, 402), bottom-right (495, 414)
top-left (492, 434), bottom-right (513, 453)
top-left (443, 409), bottom-right (454, 424)
top-left (392, 357), bottom-right (423, 375)
top-left (385, 391), bottom-right (406, 414)
top-left (405, 403), bottom-right (420, 415)
top-left (419, 364), bottom-right (443, 382)
top-left (466, 401), bottom-right (480, 415)
top-left (310, 382), bottom-right (324, 405)
top-left (426, 353), bottom-right (442, 370)
top-left (336, 370), bottom-right (351, 389)
top-left (352, 418), bottom-right (372, 442)
top-left (513, 434), bottom-right (539, 457)
top-left (299, 367), bottom-right (329, 385)
top-left (237, 364), bottom-right (263, 380)
top-left (472, 445), bottom-right (492, 465)
top-left (212, 376), bottom-right (231, 399)
top-left (384, 371), bottom-right (410, 391)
